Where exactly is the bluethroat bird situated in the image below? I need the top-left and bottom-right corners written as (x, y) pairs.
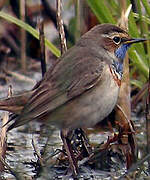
top-left (0, 24), bottom-right (146, 175)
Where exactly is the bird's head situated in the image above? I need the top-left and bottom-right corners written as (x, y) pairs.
top-left (100, 25), bottom-right (146, 60)
top-left (81, 24), bottom-right (147, 74)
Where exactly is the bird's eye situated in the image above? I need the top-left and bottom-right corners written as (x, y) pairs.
top-left (113, 36), bottom-right (121, 44)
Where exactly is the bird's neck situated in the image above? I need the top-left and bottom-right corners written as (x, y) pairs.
top-left (113, 43), bottom-right (131, 77)
top-left (111, 61), bottom-right (123, 80)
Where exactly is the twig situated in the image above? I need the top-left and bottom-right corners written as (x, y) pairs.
top-left (41, 0), bottom-right (75, 44)
top-left (146, 55), bottom-right (150, 171)
top-left (56, 0), bottom-right (67, 55)
top-left (75, 0), bottom-right (81, 41)
top-left (40, 136), bottom-right (50, 159)
top-left (20, 0), bottom-right (27, 72)
top-left (32, 138), bottom-right (44, 166)
top-left (4, 70), bottom-right (36, 84)
top-left (39, 19), bottom-right (46, 77)
top-left (116, 104), bottom-right (135, 133)
top-left (131, 83), bottom-right (148, 109)
top-left (0, 110), bottom-right (8, 172)
top-left (0, 85), bottom-right (13, 172)
top-left (119, 154), bottom-right (150, 179)
top-left (118, 3), bottom-right (132, 30)
top-left (116, 3), bottom-right (137, 170)
top-left (0, 86), bottom-right (25, 179)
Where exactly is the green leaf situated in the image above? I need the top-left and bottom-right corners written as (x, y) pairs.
top-left (133, 12), bottom-right (150, 24)
top-left (129, 50), bottom-right (149, 79)
top-left (86, 0), bottom-right (116, 24)
top-left (129, 12), bottom-right (146, 57)
top-left (0, 11), bottom-right (61, 57)
top-left (130, 79), bottom-right (143, 88)
top-left (141, 0), bottom-right (150, 17)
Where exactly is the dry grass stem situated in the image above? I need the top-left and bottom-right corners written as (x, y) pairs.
top-left (39, 20), bottom-right (46, 77)
top-left (0, 86), bottom-right (13, 172)
top-left (4, 70), bottom-right (36, 84)
top-left (20, 0), bottom-right (27, 72)
top-left (146, 57), bottom-right (150, 170)
top-left (56, 0), bottom-right (67, 54)
top-left (32, 138), bottom-right (44, 166)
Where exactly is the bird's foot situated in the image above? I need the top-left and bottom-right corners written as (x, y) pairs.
top-left (60, 129), bottom-right (79, 178)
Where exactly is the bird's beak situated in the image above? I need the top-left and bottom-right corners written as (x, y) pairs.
top-left (124, 38), bottom-right (147, 45)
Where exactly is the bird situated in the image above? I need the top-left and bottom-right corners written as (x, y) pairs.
top-left (0, 24), bottom-right (146, 176)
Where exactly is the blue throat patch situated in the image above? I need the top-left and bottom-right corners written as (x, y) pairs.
top-left (114, 44), bottom-right (131, 74)
top-left (115, 44), bottom-right (130, 60)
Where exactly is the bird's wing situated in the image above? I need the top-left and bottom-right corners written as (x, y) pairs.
top-left (8, 46), bottom-right (105, 128)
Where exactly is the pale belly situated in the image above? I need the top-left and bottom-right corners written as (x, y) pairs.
top-left (49, 65), bottom-right (120, 129)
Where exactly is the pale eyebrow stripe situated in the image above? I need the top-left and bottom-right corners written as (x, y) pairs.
top-left (101, 33), bottom-right (120, 38)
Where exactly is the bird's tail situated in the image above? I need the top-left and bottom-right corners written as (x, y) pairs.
top-left (4, 114), bottom-right (24, 131)
top-left (0, 90), bottom-right (33, 114)
top-left (0, 90), bottom-right (35, 131)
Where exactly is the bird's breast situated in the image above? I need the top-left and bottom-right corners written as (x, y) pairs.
top-left (50, 64), bottom-right (120, 129)
top-left (78, 64), bottom-right (120, 127)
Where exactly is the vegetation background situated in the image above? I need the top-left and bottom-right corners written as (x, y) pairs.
top-left (0, 0), bottom-right (149, 179)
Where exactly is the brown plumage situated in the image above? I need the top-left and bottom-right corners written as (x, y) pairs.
top-left (0, 24), bottom-right (146, 132)
top-left (0, 23), bottom-right (147, 177)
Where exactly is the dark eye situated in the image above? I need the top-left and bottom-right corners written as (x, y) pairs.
top-left (113, 36), bottom-right (121, 44)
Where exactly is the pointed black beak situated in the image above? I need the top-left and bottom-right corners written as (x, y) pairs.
top-left (124, 38), bottom-right (147, 45)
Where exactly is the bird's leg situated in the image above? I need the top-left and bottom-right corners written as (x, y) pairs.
top-left (60, 129), bottom-right (78, 177)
